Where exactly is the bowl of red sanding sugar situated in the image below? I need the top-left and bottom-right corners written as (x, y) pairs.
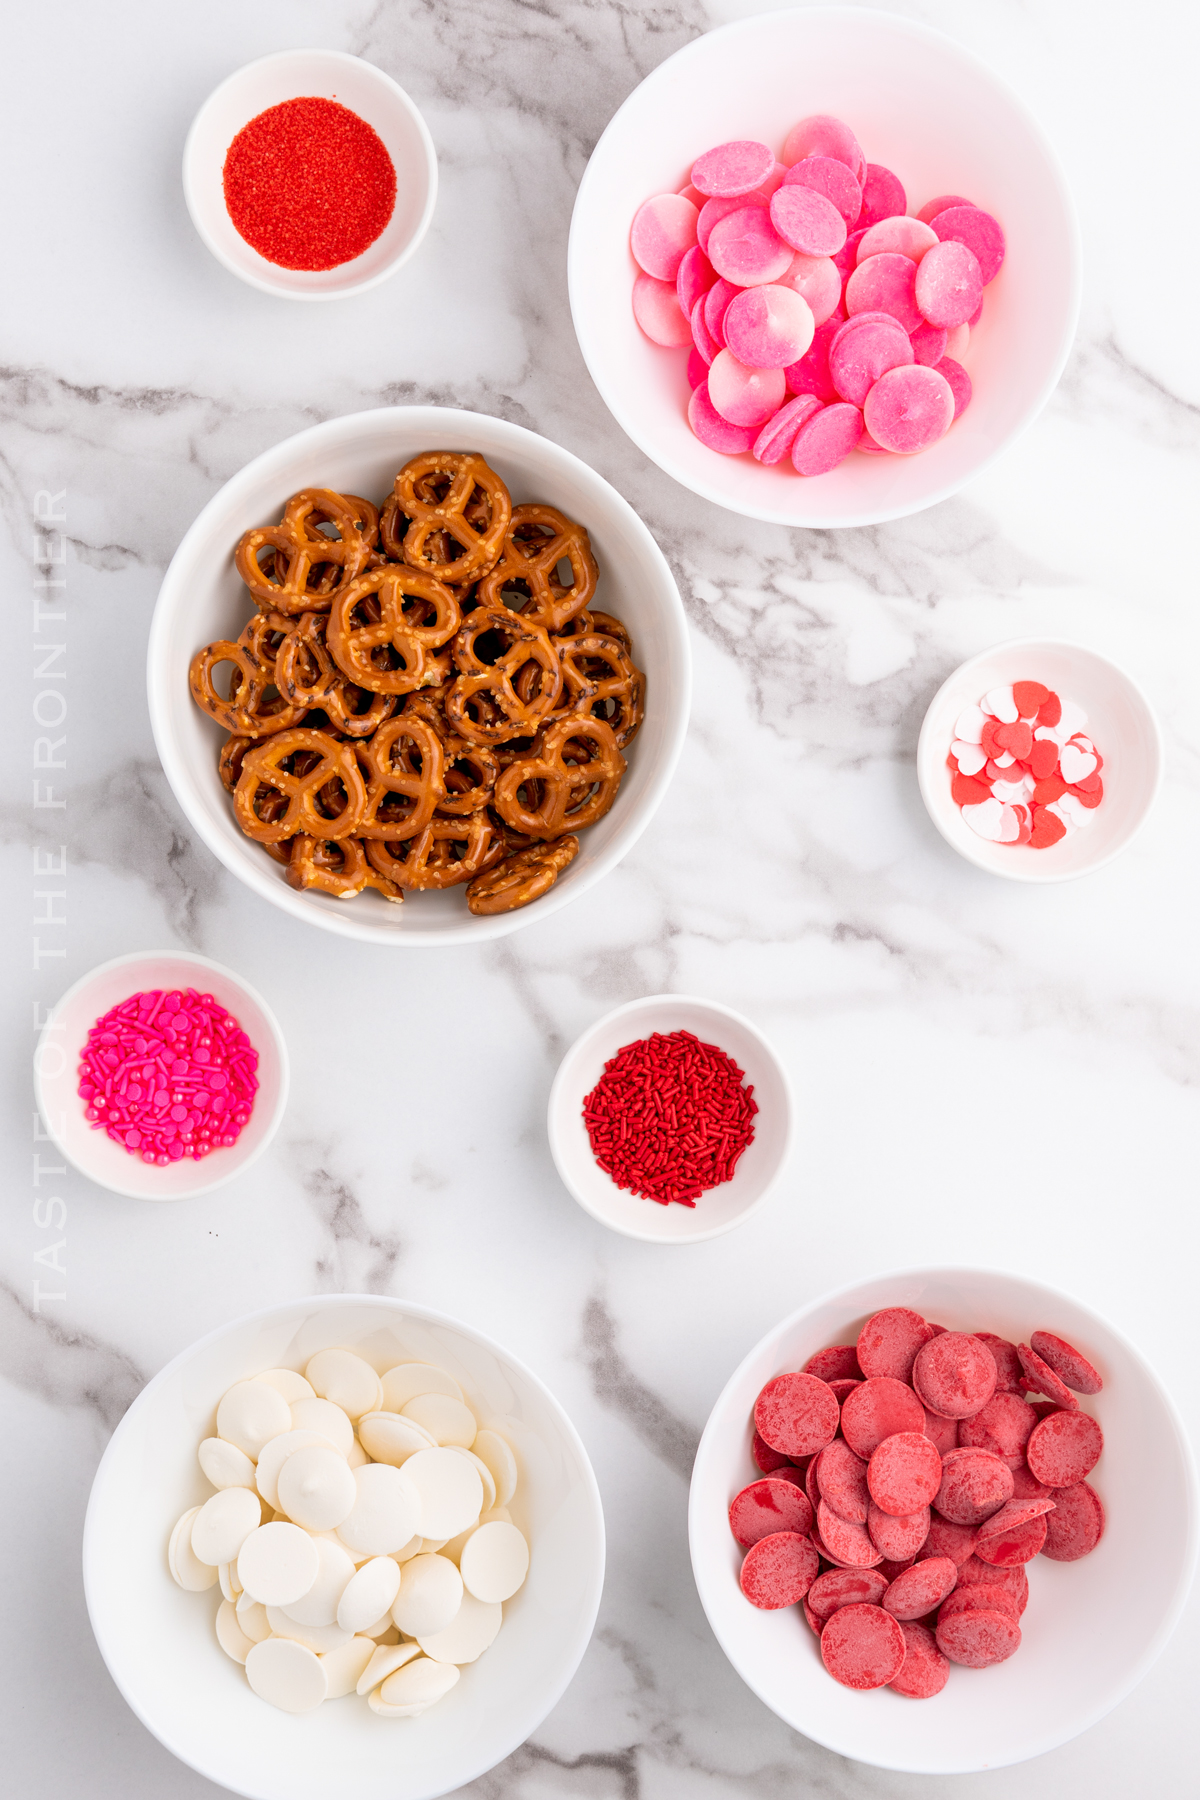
top-left (34, 950), bottom-right (289, 1200)
top-left (547, 994), bottom-right (792, 1243)
top-left (569, 6), bottom-right (1080, 527)
top-left (183, 49), bottom-right (437, 300)
top-left (917, 639), bottom-right (1163, 882)
top-left (689, 1266), bottom-right (1198, 1773)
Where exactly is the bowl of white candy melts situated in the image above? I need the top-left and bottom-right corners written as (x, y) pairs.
top-left (83, 1296), bottom-right (605, 1800)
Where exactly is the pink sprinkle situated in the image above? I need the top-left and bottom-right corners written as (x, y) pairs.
top-left (76, 989), bottom-right (259, 1165)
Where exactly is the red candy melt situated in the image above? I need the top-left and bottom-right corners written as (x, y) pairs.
top-left (755, 1372), bottom-right (840, 1459)
top-left (739, 1530), bottom-right (820, 1608)
top-left (807, 1567), bottom-right (888, 1619)
top-left (1029, 1330), bottom-right (1104, 1396)
top-left (729, 1478), bottom-right (814, 1547)
top-left (816, 1439), bottom-right (870, 1522)
top-left (882, 1556), bottom-right (958, 1620)
top-left (1026, 1411), bottom-right (1104, 1488)
top-left (868, 1432), bottom-right (942, 1515)
top-left (888, 1621), bottom-right (949, 1697)
top-left (857, 1307), bottom-right (936, 1382)
top-left (841, 1377), bottom-right (926, 1458)
top-left (1042, 1481), bottom-right (1106, 1561)
top-left (1018, 1341), bottom-right (1081, 1411)
top-left (77, 988), bottom-right (259, 1165)
top-left (805, 1345), bottom-right (861, 1382)
top-left (820, 1603), bottom-right (907, 1690)
top-left (936, 1607), bottom-right (1021, 1668)
top-left (913, 1333), bottom-right (997, 1419)
top-left (935, 1448), bottom-right (1013, 1524)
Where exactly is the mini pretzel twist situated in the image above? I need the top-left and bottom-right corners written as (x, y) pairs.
top-left (557, 633), bottom-right (646, 748)
top-left (364, 812), bottom-right (503, 890)
top-left (436, 734), bottom-right (500, 816)
top-left (326, 566), bottom-right (461, 695)
top-left (234, 728), bottom-right (366, 842)
top-left (285, 834), bottom-right (404, 902)
top-left (493, 716), bottom-right (626, 839)
top-left (234, 489), bottom-right (378, 615)
top-left (477, 504), bottom-right (599, 632)
top-left (466, 834), bottom-right (580, 915)
top-left (218, 734), bottom-right (254, 793)
top-left (444, 605), bottom-right (563, 744)
top-left (355, 716), bottom-right (445, 841)
top-left (274, 612), bottom-right (397, 737)
top-left (189, 636), bottom-right (308, 738)
top-left (391, 451), bottom-right (512, 582)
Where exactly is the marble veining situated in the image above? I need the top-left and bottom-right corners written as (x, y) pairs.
top-left (3, 1), bottom-right (1200, 1796)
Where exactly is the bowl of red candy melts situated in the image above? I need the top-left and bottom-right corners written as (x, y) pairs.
top-left (569, 7), bottom-right (1079, 528)
top-left (917, 640), bottom-right (1162, 882)
top-left (688, 1268), bottom-right (1197, 1773)
top-left (34, 950), bottom-right (289, 1200)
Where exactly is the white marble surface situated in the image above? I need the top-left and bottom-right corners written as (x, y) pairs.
top-left (4, 0), bottom-right (1200, 1793)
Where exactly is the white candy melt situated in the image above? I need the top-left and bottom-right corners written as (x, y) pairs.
top-left (235, 1594), bottom-right (272, 1643)
top-left (380, 1363), bottom-right (464, 1411)
top-left (403, 1447), bottom-right (484, 1541)
top-left (289, 1397), bottom-right (355, 1458)
top-left (416, 1590), bottom-right (503, 1664)
top-left (459, 1521), bottom-right (530, 1604)
top-left (391, 1553), bottom-right (464, 1637)
top-left (952, 740), bottom-right (987, 776)
top-left (472, 1432), bottom-right (518, 1509)
top-left (216, 1380), bottom-right (293, 1460)
top-left (245, 1637), bottom-right (328, 1714)
top-left (215, 1598), bottom-right (256, 1664)
top-left (256, 1429), bottom-right (344, 1511)
top-left (319, 1635), bottom-right (376, 1700)
top-left (199, 1437), bottom-right (257, 1490)
top-left (401, 1393), bottom-right (478, 1449)
top-left (336, 1463), bottom-right (421, 1556)
top-left (280, 1535), bottom-right (355, 1626)
top-left (953, 704), bottom-right (987, 745)
top-left (266, 1607), bottom-right (354, 1655)
top-left (255, 1369), bottom-right (315, 1405)
top-left (378, 1655), bottom-right (460, 1715)
top-left (192, 1486), bottom-right (263, 1566)
top-left (305, 1349), bottom-right (384, 1421)
top-left (357, 1411), bottom-right (436, 1466)
top-left (168, 1508), bottom-right (219, 1591)
top-left (337, 1556), bottom-right (402, 1634)
top-left (237, 1522), bottom-right (319, 1606)
top-left (983, 685), bottom-right (1018, 723)
top-left (277, 1445), bottom-right (358, 1532)
top-left (356, 1641), bottom-right (420, 1697)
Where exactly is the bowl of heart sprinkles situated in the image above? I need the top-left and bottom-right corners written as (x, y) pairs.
top-left (547, 994), bottom-right (792, 1243)
top-left (917, 641), bottom-right (1162, 881)
top-left (690, 1268), bottom-right (1198, 1773)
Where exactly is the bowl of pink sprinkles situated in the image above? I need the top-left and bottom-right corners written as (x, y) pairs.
top-left (35, 950), bottom-right (289, 1199)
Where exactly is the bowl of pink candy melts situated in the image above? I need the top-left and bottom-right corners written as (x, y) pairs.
top-left (34, 949), bottom-right (289, 1199)
top-left (917, 641), bottom-right (1163, 882)
top-left (569, 7), bottom-right (1079, 528)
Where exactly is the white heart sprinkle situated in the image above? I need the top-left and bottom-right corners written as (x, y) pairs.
top-left (961, 799), bottom-right (1006, 841)
top-left (953, 741), bottom-right (987, 775)
top-left (954, 704), bottom-right (987, 745)
top-left (1059, 744), bottom-right (1097, 784)
top-left (983, 686), bottom-right (1018, 723)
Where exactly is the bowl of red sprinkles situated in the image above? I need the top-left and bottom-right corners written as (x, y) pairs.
top-left (34, 950), bottom-right (289, 1200)
top-left (548, 995), bottom-right (792, 1242)
top-left (183, 49), bottom-right (437, 299)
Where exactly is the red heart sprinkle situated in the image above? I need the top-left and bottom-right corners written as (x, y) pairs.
top-left (1029, 739), bottom-right (1060, 780)
top-left (1012, 680), bottom-right (1050, 717)
top-left (952, 774), bottom-right (993, 806)
top-left (1032, 775), bottom-right (1067, 804)
top-left (1029, 806), bottom-right (1066, 848)
top-left (1037, 692), bottom-right (1062, 727)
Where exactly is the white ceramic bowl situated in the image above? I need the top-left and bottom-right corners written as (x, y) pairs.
top-left (569, 6), bottom-right (1080, 528)
top-left (547, 994), bottom-right (792, 1243)
top-left (689, 1265), bottom-right (1197, 1773)
top-left (917, 639), bottom-right (1162, 881)
top-left (84, 1294), bottom-right (605, 1800)
top-left (183, 50), bottom-right (437, 300)
top-left (148, 406), bottom-right (691, 945)
top-left (33, 950), bottom-right (288, 1201)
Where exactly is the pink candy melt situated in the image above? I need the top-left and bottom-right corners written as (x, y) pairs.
top-left (632, 115), bottom-right (1003, 479)
top-left (630, 193), bottom-right (699, 281)
top-left (78, 987), bottom-right (259, 1164)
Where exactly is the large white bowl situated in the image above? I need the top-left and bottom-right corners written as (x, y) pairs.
top-left (84, 1294), bottom-right (605, 1800)
top-left (33, 949), bottom-right (289, 1201)
top-left (569, 6), bottom-right (1081, 528)
top-left (917, 640), bottom-right (1163, 881)
top-left (689, 1267), bottom-right (1197, 1773)
top-left (148, 407), bottom-right (691, 944)
top-left (547, 994), bottom-right (793, 1243)
top-left (183, 50), bottom-right (437, 301)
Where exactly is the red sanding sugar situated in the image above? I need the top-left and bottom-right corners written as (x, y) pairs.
top-left (582, 1029), bottom-right (757, 1206)
top-left (77, 988), bottom-right (259, 1165)
top-left (223, 97), bottom-right (397, 271)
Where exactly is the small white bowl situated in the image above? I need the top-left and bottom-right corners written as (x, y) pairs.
top-left (547, 994), bottom-right (793, 1243)
top-left (689, 1266), bottom-right (1198, 1773)
top-left (84, 1294), bottom-right (605, 1800)
top-left (183, 49), bottom-right (437, 300)
top-left (34, 950), bottom-right (289, 1201)
top-left (917, 639), bottom-right (1162, 881)
top-left (569, 6), bottom-right (1080, 528)
top-left (148, 405), bottom-right (691, 946)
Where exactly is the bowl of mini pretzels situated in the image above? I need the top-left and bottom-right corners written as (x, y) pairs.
top-left (149, 407), bottom-right (691, 944)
